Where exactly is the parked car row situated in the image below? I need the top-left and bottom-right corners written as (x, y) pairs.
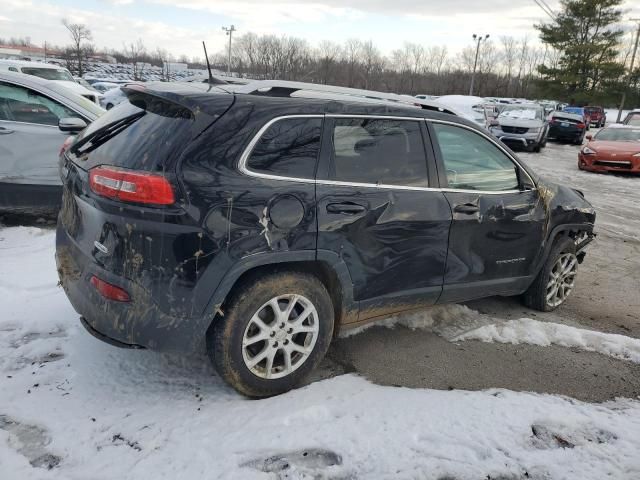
top-left (0, 59), bottom-right (101, 104)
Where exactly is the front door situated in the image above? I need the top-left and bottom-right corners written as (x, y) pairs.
top-left (428, 121), bottom-right (546, 303)
top-left (316, 116), bottom-right (452, 321)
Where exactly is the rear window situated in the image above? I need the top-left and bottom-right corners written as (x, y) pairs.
top-left (71, 94), bottom-right (194, 172)
top-left (246, 117), bottom-right (322, 179)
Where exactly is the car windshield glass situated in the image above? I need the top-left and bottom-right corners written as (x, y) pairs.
top-left (498, 106), bottom-right (542, 120)
top-left (563, 107), bottom-right (583, 115)
top-left (21, 67), bottom-right (74, 81)
top-left (594, 129), bottom-right (640, 142)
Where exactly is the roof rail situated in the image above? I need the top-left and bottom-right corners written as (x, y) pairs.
top-left (232, 80), bottom-right (461, 117)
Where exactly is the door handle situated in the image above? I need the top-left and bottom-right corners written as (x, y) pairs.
top-left (326, 202), bottom-right (366, 214)
top-left (0, 127), bottom-right (14, 135)
top-left (454, 203), bottom-right (480, 214)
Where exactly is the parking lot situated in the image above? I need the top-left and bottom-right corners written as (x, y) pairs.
top-left (2, 134), bottom-right (640, 479)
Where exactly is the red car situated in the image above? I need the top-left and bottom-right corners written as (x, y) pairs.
top-left (578, 126), bottom-right (640, 174)
top-left (584, 106), bottom-right (606, 128)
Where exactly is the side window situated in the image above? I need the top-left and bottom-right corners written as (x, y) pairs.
top-left (0, 82), bottom-right (81, 126)
top-left (330, 118), bottom-right (428, 187)
top-left (432, 123), bottom-right (520, 192)
top-left (246, 117), bottom-right (322, 179)
top-left (8, 67), bottom-right (19, 72)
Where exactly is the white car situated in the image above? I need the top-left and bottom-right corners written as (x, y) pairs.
top-left (100, 86), bottom-right (127, 110)
top-left (0, 59), bottom-right (101, 105)
top-left (0, 71), bottom-right (104, 214)
top-left (433, 95), bottom-right (494, 128)
top-left (91, 81), bottom-right (120, 93)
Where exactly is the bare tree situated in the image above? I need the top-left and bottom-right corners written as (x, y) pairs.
top-left (316, 40), bottom-right (341, 84)
top-left (124, 39), bottom-right (147, 80)
top-left (62, 19), bottom-right (92, 76)
top-left (500, 36), bottom-right (518, 96)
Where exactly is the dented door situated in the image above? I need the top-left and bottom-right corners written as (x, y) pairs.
top-left (316, 116), bottom-right (451, 321)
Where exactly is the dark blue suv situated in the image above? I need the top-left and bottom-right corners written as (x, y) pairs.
top-left (56, 81), bottom-right (596, 397)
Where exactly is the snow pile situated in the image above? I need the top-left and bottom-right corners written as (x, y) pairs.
top-left (455, 318), bottom-right (640, 363)
top-left (344, 304), bottom-right (640, 365)
top-left (2, 226), bottom-right (640, 479)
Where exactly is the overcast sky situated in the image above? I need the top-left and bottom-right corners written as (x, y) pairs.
top-left (2, 0), bottom-right (640, 59)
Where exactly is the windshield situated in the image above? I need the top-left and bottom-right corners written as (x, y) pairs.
top-left (498, 105), bottom-right (543, 120)
top-left (594, 128), bottom-right (640, 142)
top-left (20, 67), bottom-right (74, 82)
top-left (563, 107), bottom-right (583, 115)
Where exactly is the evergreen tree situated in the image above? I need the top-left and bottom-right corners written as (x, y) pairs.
top-left (536, 0), bottom-right (624, 103)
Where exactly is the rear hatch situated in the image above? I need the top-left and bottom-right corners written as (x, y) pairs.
top-left (58, 84), bottom-right (233, 293)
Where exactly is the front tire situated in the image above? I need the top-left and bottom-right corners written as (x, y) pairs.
top-left (522, 237), bottom-right (578, 312)
top-left (208, 272), bottom-right (334, 397)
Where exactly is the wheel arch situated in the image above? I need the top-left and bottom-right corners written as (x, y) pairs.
top-left (202, 250), bottom-right (357, 340)
top-left (534, 222), bottom-right (594, 276)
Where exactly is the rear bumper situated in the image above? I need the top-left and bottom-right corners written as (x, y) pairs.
top-left (0, 182), bottom-right (62, 216)
top-left (56, 221), bottom-right (208, 353)
top-left (547, 126), bottom-right (582, 140)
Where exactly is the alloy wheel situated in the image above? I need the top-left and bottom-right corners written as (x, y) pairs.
top-left (241, 294), bottom-right (319, 379)
top-left (546, 253), bottom-right (578, 308)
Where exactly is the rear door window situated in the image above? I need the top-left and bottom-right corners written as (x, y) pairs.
top-left (432, 123), bottom-right (519, 192)
top-left (328, 117), bottom-right (428, 187)
top-left (246, 117), bottom-right (323, 179)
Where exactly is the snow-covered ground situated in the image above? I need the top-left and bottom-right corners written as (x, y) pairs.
top-left (2, 219), bottom-right (640, 479)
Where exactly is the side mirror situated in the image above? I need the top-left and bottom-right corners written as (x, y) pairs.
top-left (59, 117), bottom-right (87, 133)
top-left (585, 134), bottom-right (593, 141)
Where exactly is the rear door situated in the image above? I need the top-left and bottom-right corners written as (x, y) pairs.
top-left (0, 81), bottom-right (84, 188)
top-left (428, 120), bottom-right (545, 303)
top-left (316, 115), bottom-right (451, 321)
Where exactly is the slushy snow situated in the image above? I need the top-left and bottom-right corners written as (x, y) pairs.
top-left (2, 226), bottom-right (640, 479)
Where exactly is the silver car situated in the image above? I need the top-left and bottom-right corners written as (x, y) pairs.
top-left (0, 71), bottom-right (104, 215)
top-left (488, 104), bottom-right (549, 153)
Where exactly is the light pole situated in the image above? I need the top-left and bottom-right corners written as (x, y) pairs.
top-left (469, 33), bottom-right (490, 96)
top-left (222, 25), bottom-right (236, 76)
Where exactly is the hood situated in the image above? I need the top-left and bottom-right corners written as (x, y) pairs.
top-left (497, 117), bottom-right (542, 129)
top-left (50, 80), bottom-right (99, 99)
top-left (588, 141), bottom-right (640, 155)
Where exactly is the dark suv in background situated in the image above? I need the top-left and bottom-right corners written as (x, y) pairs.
top-left (56, 81), bottom-right (596, 397)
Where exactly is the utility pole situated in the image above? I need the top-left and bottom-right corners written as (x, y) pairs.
top-left (617, 19), bottom-right (640, 123)
top-left (469, 33), bottom-right (490, 96)
top-left (222, 25), bottom-right (236, 76)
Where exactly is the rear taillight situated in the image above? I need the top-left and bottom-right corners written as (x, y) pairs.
top-left (59, 136), bottom-right (75, 157)
top-left (90, 275), bottom-right (130, 302)
top-left (89, 166), bottom-right (174, 205)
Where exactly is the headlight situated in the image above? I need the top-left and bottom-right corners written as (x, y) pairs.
top-left (582, 146), bottom-right (596, 155)
top-left (529, 127), bottom-right (540, 133)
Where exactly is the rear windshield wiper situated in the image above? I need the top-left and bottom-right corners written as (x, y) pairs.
top-left (70, 111), bottom-right (146, 157)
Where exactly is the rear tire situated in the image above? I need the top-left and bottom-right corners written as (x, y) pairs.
top-left (207, 272), bottom-right (334, 397)
top-left (522, 237), bottom-right (578, 312)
